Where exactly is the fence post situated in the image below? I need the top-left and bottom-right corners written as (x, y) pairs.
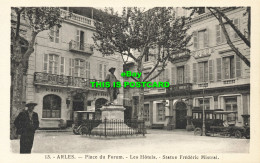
top-left (104, 118), bottom-right (107, 138)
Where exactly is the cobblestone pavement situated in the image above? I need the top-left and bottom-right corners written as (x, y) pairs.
top-left (10, 129), bottom-right (249, 153)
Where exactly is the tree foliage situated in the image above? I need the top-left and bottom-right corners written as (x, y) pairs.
top-left (93, 7), bottom-right (191, 82)
top-left (93, 7), bottom-right (192, 119)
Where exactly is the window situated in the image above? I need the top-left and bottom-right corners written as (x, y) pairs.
top-left (199, 98), bottom-right (210, 110)
top-left (74, 59), bottom-right (85, 77)
top-left (157, 103), bottom-right (165, 121)
top-left (97, 63), bottom-right (108, 80)
top-left (42, 94), bottom-right (61, 118)
top-left (69, 59), bottom-right (86, 77)
top-left (159, 69), bottom-right (169, 83)
top-left (76, 30), bottom-right (85, 50)
top-left (177, 66), bottom-right (184, 84)
top-left (43, 54), bottom-right (60, 74)
top-left (143, 104), bottom-right (150, 121)
top-left (198, 61), bottom-right (208, 82)
top-left (225, 96), bottom-right (238, 121)
top-left (223, 56), bottom-right (235, 79)
top-left (193, 29), bottom-right (208, 49)
top-left (197, 7), bottom-right (206, 15)
top-left (50, 26), bottom-right (59, 43)
top-left (216, 18), bottom-right (239, 45)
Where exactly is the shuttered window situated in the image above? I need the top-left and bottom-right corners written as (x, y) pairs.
top-left (194, 29), bottom-right (208, 49)
top-left (192, 63), bottom-right (197, 83)
top-left (98, 63), bottom-right (103, 80)
top-left (74, 59), bottom-right (85, 77)
top-left (223, 56), bottom-right (235, 79)
top-left (216, 18), bottom-right (240, 45)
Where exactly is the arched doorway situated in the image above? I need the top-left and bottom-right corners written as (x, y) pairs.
top-left (95, 98), bottom-right (108, 120)
top-left (73, 93), bottom-right (84, 111)
top-left (175, 102), bottom-right (187, 129)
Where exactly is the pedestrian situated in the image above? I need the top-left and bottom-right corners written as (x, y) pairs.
top-left (14, 102), bottom-right (39, 154)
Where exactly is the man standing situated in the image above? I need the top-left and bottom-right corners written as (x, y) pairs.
top-left (105, 67), bottom-right (119, 104)
top-left (14, 102), bottom-right (39, 154)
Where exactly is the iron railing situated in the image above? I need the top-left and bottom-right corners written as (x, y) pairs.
top-left (79, 119), bottom-right (146, 137)
top-left (34, 72), bottom-right (105, 90)
top-left (69, 40), bottom-right (94, 55)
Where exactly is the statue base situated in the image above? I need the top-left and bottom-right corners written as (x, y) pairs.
top-left (91, 105), bottom-right (135, 135)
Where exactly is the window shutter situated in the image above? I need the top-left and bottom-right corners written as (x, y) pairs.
top-left (235, 55), bottom-right (241, 77)
top-left (193, 31), bottom-right (198, 49)
top-left (204, 62), bottom-right (208, 82)
top-left (233, 18), bottom-right (239, 39)
top-left (209, 60), bottom-right (214, 81)
top-left (76, 30), bottom-right (80, 49)
top-left (184, 64), bottom-right (190, 83)
top-left (69, 59), bottom-right (74, 76)
top-left (216, 25), bottom-right (221, 44)
top-left (43, 54), bottom-right (48, 73)
top-left (99, 63), bottom-right (103, 79)
top-left (103, 64), bottom-right (107, 80)
top-left (60, 57), bottom-right (65, 75)
top-left (216, 58), bottom-right (222, 81)
top-left (86, 61), bottom-right (90, 79)
top-left (192, 63), bottom-right (197, 83)
top-left (204, 29), bottom-right (209, 47)
top-left (171, 67), bottom-right (176, 85)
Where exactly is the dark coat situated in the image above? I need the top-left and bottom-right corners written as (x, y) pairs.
top-left (14, 111), bottom-right (39, 135)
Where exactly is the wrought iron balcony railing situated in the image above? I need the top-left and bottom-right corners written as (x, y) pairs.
top-left (69, 40), bottom-right (94, 55)
top-left (34, 72), bottom-right (105, 90)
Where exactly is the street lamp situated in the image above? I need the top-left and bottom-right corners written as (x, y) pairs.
top-left (201, 82), bottom-right (208, 136)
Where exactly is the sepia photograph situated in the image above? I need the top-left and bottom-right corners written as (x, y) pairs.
top-left (2, 1), bottom-right (260, 162)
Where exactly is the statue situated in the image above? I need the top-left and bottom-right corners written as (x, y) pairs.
top-left (105, 67), bottom-right (119, 105)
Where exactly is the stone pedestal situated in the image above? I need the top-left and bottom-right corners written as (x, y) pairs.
top-left (100, 105), bottom-right (125, 121)
top-left (91, 105), bottom-right (135, 135)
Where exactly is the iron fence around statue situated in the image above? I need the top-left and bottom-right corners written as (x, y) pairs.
top-left (79, 119), bottom-right (146, 137)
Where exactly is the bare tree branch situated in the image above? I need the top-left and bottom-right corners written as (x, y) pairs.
top-left (211, 7), bottom-right (250, 47)
top-left (217, 13), bottom-right (250, 67)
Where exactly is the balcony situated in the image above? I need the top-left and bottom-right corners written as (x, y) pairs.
top-left (34, 72), bottom-right (105, 91)
top-left (166, 83), bottom-right (192, 96)
top-left (60, 9), bottom-right (94, 27)
top-left (69, 40), bottom-right (94, 55)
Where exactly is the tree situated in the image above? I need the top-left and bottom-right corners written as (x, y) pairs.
top-left (11, 7), bottom-right (63, 139)
top-left (93, 7), bottom-right (191, 119)
top-left (187, 7), bottom-right (250, 67)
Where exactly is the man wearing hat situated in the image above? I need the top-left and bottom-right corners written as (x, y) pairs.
top-left (14, 102), bottom-right (39, 154)
top-left (105, 67), bottom-right (119, 104)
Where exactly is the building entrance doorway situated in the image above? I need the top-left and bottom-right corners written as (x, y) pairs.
top-left (176, 102), bottom-right (187, 129)
top-left (73, 93), bottom-right (84, 111)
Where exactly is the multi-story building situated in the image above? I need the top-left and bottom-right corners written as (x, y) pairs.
top-left (22, 8), bottom-right (124, 128)
top-left (124, 7), bottom-right (250, 129)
